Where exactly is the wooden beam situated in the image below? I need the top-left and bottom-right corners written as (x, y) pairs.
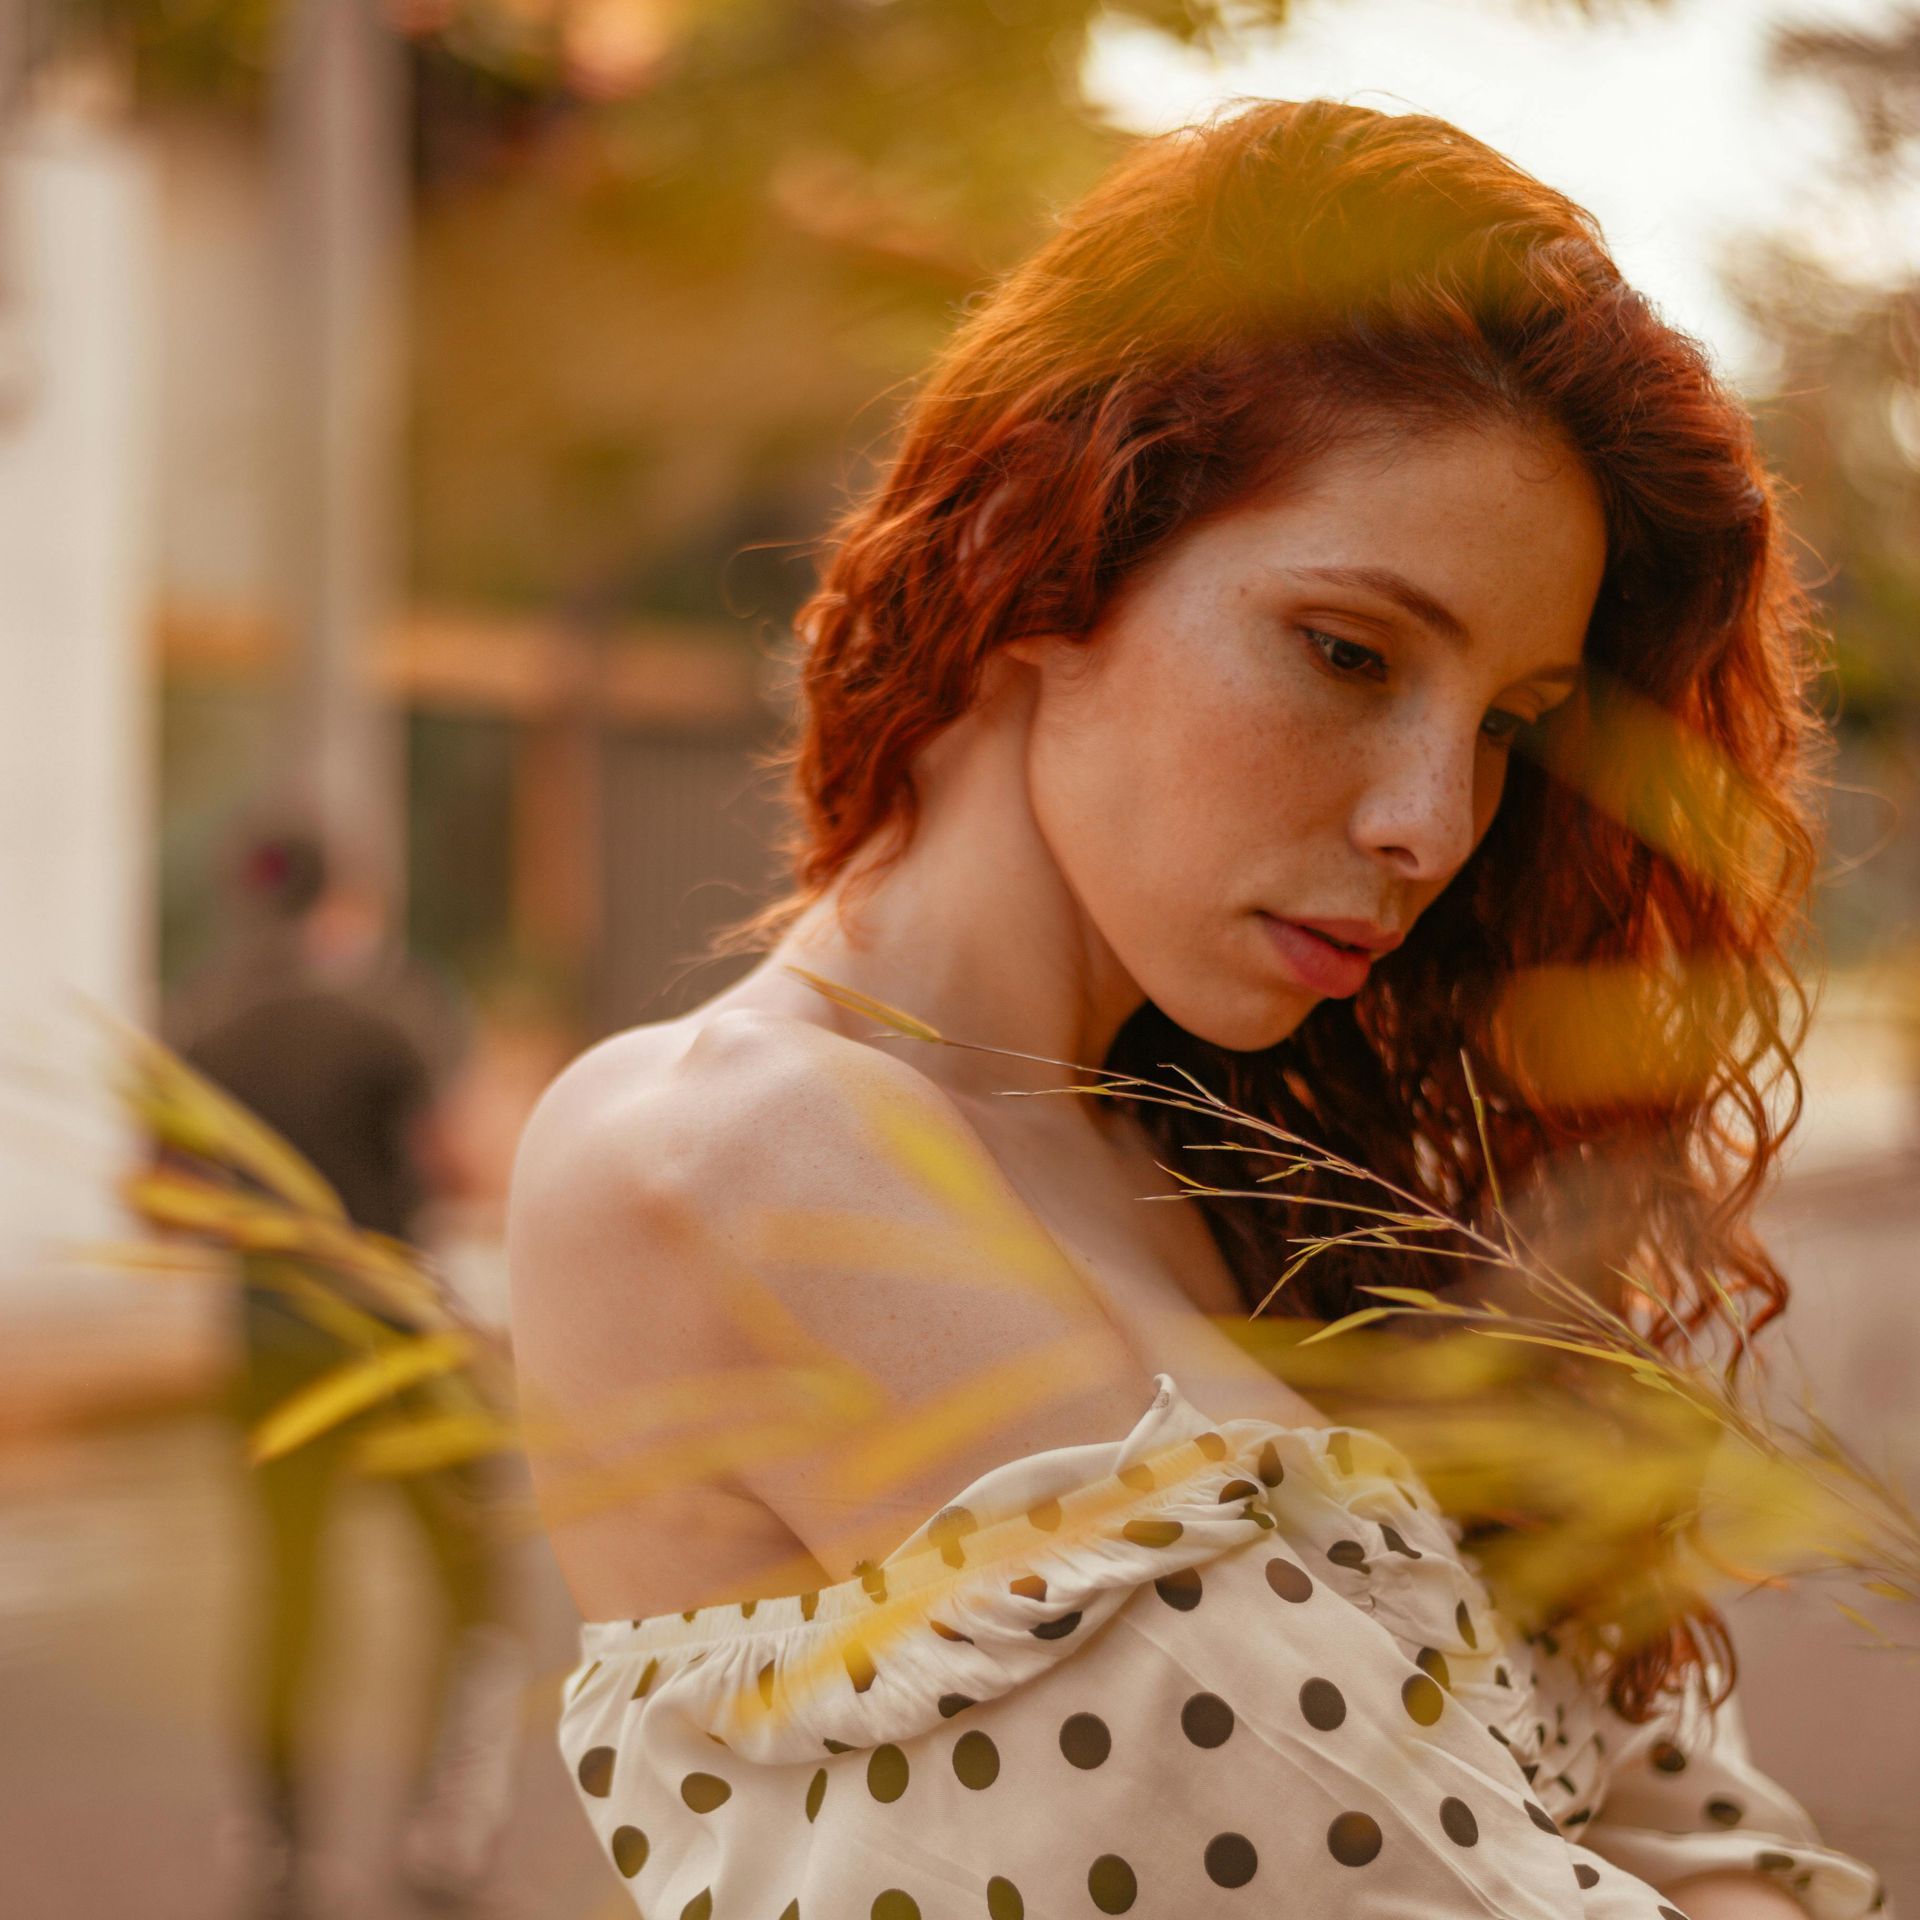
top-left (156, 600), bottom-right (766, 728)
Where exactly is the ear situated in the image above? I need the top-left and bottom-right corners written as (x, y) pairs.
top-left (956, 478), bottom-right (1020, 594)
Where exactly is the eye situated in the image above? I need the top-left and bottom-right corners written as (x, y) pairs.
top-left (1301, 627), bottom-right (1388, 682)
top-left (1480, 707), bottom-right (1533, 750)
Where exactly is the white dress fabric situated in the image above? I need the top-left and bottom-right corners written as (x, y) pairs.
top-left (558, 1371), bottom-right (1893, 1920)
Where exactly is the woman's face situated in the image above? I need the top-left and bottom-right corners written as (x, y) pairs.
top-left (1005, 416), bottom-right (1609, 1052)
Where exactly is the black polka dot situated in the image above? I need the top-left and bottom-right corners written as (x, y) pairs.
top-left (681, 1771), bottom-right (731, 1813)
top-left (1218, 1477), bottom-right (1259, 1501)
top-left (1380, 1524), bottom-right (1422, 1558)
top-left (805, 1768), bottom-right (826, 1822)
top-left (1256, 1440), bottom-right (1285, 1485)
top-left (1495, 1665), bottom-right (1511, 1688)
top-left (1032, 1610), bottom-right (1083, 1640)
top-left (1204, 1832), bottom-right (1258, 1888)
top-left (1088, 1854), bottom-right (1138, 1912)
top-left (1264, 1557), bottom-right (1313, 1603)
top-left (1123, 1517), bottom-right (1183, 1548)
top-left (1755, 1851), bottom-right (1796, 1872)
top-left (938, 1692), bottom-right (975, 1718)
top-left (681, 1893), bottom-right (712, 1920)
top-left (824, 1738), bottom-right (854, 1753)
top-left (1300, 1678), bottom-right (1346, 1730)
top-left (1575, 1863), bottom-right (1599, 1889)
top-left (1327, 1812), bottom-right (1382, 1866)
top-left (952, 1730), bottom-right (999, 1790)
top-left (1118, 1464), bottom-right (1155, 1492)
top-left (1060, 1713), bottom-right (1111, 1769)
top-left (801, 1591), bottom-right (819, 1619)
top-left (1181, 1691), bottom-right (1235, 1748)
top-left (1027, 1498), bottom-right (1062, 1531)
top-left (577, 1746), bottom-right (615, 1797)
top-left (1706, 1797), bottom-right (1743, 1827)
top-left (740, 1598), bottom-right (758, 1617)
top-left (779, 1903), bottom-right (798, 1920)
top-left (1439, 1797), bottom-right (1478, 1846)
top-left (868, 1745), bottom-right (910, 1802)
top-left (1401, 1674), bottom-right (1444, 1726)
top-left (1195, 1431), bottom-right (1229, 1460)
top-left (1416, 1646), bottom-right (1451, 1691)
top-left (1658, 1908), bottom-right (1690, 1920)
top-left (1651, 1739), bottom-right (1686, 1772)
top-left (611, 1826), bottom-right (649, 1877)
top-left (1010, 1573), bottom-right (1048, 1600)
top-left (1327, 1539), bottom-right (1368, 1571)
top-left (872, 1892), bottom-right (919, 1920)
top-left (929, 1620), bottom-right (973, 1643)
top-left (1456, 1601), bottom-right (1478, 1648)
top-left (928, 1504), bottom-right (978, 1567)
top-left (844, 1640), bottom-right (878, 1693)
top-left (1524, 1800), bottom-right (1557, 1834)
top-left (987, 1877), bottom-right (1024, 1918)
top-left (633, 1656), bottom-right (660, 1699)
top-left (1156, 1568), bottom-right (1203, 1611)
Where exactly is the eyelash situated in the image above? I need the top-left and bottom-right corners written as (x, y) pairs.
top-left (1299, 628), bottom-right (1535, 748)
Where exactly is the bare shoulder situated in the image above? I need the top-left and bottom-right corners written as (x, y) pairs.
top-left (503, 1006), bottom-right (1001, 1380)
top-left (506, 1004), bottom-right (1155, 1598)
top-left (506, 1007), bottom-right (964, 1264)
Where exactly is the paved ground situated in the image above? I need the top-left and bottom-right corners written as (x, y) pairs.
top-left (2, 1143), bottom-right (1917, 1918)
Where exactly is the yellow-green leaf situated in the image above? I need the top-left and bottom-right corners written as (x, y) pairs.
top-left (1294, 1306), bottom-right (1397, 1348)
top-left (781, 966), bottom-right (943, 1042)
top-left (249, 1330), bottom-right (473, 1464)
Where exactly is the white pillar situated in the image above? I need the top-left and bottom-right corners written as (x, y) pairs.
top-left (0, 105), bottom-right (157, 1297)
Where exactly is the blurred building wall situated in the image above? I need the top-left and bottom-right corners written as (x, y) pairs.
top-left (0, 105), bottom-right (157, 1301)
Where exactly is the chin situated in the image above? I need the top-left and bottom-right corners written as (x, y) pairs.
top-left (1144, 974), bottom-right (1316, 1056)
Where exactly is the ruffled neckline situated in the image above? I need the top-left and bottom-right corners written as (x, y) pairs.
top-left (568, 1369), bottom-right (1594, 1817)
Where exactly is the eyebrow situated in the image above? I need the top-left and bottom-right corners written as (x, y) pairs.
top-left (1280, 563), bottom-right (1584, 687)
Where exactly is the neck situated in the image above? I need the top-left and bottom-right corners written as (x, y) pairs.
top-left (735, 663), bottom-right (1148, 1107)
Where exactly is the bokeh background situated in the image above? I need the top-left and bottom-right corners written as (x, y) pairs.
top-left (2, 1), bottom-right (1919, 1915)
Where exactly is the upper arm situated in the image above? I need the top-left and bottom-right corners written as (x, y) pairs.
top-left (505, 1012), bottom-right (1152, 1602)
top-left (1575, 1667), bottom-right (1891, 1919)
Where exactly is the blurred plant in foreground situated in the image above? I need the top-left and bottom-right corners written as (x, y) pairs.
top-left (81, 961), bottom-right (1920, 1741)
top-left (96, 1007), bottom-right (522, 1479)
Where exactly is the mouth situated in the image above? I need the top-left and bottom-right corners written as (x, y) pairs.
top-left (1255, 913), bottom-right (1381, 998)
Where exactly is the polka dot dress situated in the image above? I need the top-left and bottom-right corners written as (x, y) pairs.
top-left (559, 1372), bottom-right (1893, 1920)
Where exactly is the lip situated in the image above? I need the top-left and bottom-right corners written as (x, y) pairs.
top-left (1289, 917), bottom-right (1404, 956)
top-left (1256, 913), bottom-right (1387, 998)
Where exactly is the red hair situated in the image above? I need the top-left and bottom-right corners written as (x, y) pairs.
top-left (722, 98), bottom-right (1829, 1723)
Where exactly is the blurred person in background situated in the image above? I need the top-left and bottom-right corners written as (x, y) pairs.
top-left (163, 825), bottom-right (528, 1918)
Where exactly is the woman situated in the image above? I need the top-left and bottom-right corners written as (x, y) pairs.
top-left (507, 100), bottom-right (1894, 1920)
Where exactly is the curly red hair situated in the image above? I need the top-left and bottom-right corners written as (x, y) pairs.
top-left (721, 98), bottom-right (1830, 1723)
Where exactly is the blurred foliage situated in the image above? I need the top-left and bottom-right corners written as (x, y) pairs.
top-left (1728, 7), bottom-right (1920, 722)
top-left (51, 0), bottom-right (1663, 625)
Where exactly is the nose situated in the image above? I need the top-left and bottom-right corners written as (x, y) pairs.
top-left (1346, 721), bottom-right (1489, 886)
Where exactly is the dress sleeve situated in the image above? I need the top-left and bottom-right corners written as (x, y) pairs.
top-left (1573, 1658), bottom-right (1892, 1920)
